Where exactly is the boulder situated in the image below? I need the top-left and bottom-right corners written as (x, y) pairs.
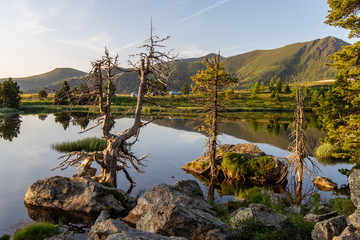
top-left (349, 170), bottom-right (360, 208)
top-left (44, 231), bottom-right (74, 240)
top-left (230, 203), bottom-right (301, 240)
top-left (333, 225), bottom-right (360, 240)
top-left (313, 176), bottom-right (338, 191)
top-left (125, 180), bottom-right (233, 240)
top-left (182, 143), bottom-right (286, 183)
top-left (24, 176), bottom-right (136, 217)
top-left (88, 211), bottom-right (187, 240)
top-left (311, 215), bottom-right (348, 240)
top-left (260, 189), bottom-right (288, 206)
top-left (348, 209), bottom-right (360, 229)
top-left (303, 206), bottom-right (337, 222)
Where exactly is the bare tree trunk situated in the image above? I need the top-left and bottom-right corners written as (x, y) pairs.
top-left (209, 80), bottom-right (218, 179)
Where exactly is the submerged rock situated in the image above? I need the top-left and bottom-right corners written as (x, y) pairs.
top-left (125, 180), bottom-right (233, 240)
top-left (24, 176), bottom-right (136, 217)
top-left (182, 143), bottom-right (286, 184)
top-left (313, 176), bottom-right (338, 191)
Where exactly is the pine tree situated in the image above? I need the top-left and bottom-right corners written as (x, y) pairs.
top-left (269, 78), bottom-right (275, 92)
top-left (37, 90), bottom-right (48, 100)
top-left (259, 82), bottom-right (265, 93)
top-left (180, 82), bottom-right (190, 95)
top-left (251, 81), bottom-right (260, 98)
top-left (284, 82), bottom-right (291, 94)
top-left (191, 54), bottom-right (237, 178)
top-left (0, 78), bottom-right (21, 108)
top-left (54, 81), bottom-right (70, 105)
top-left (275, 78), bottom-right (282, 93)
top-left (315, 1), bottom-right (360, 162)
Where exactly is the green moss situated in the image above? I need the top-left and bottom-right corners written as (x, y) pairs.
top-left (12, 222), bottom-right (60, 240)
top-left (186, 161), bottom-right (209, 171)
top-left (110, 190), bottom-right (125, 204)
top-left (221, 153), bottom-right (275, 178)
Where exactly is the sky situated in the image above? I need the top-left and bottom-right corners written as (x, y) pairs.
top-left (0, 0), bottom-right (356, 78)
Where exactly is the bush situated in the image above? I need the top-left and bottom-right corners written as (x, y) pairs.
top-left (329, 197), bottom-right (356, 216)
top-left (288, 214), bottom-right (315, 240)
top-left (315, 143), bottom-right (344, 162)
top-left (51, 137), bottom-right (107, 153)
top-left (235, 218), bottom-right (287, 240)
top-left (12, 222), bottom-right (60, 240)
top-left (0, 234), bottom-right (10, 240)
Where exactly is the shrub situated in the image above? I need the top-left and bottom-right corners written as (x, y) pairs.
top-left (0, 234), bottom-right (10, 240)
top-left (288, 214), bottom-right (314, 240)
top-left (329, 197), bottom-right (356, 216)
top-left (315, 143), bottom-right (344, 162)
top-left (235, 218), bottom-right (287, 240)
top-left (51, 137), bottom-right (107, 153)
top-left (12, 222), bottom-right (60, 240)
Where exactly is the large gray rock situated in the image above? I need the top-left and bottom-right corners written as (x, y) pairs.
top-left (349, 170), bottom-right (360, 208)
top-left (230, 203), bottom-right (301, 240)
top-left (24, 176), bottom-right (136, 216)
top-left (333, 225), bottom-right (360, 240)
top-left (88, 211), bottom-right (187, 240)
top-left (125, 180), bottom-right (232, 240)
top-left (348, 209), bottom-right (360, 229)
top-left (44, 231), bottom-right (74, 240)
top-left (311, 215), bottom-right (347, 240)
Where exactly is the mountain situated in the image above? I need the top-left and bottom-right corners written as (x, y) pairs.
top-left (222, 36), bottom-right (349, 88)
top-left (8, 36), bottom-right (349, 93)
top-left (0, 68), bottom-right (87, 92)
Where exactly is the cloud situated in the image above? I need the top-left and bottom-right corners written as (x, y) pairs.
top-left (175, 0), bottom-right (231, 25)
top-left (179, 45), bottom-right (211, 58)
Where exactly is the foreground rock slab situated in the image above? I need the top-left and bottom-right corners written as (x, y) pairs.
top-left (230, 203), bottom-right (302, 240)
top-left (311, 215), bottom-right (347, 240)
top-left (88, 211), bottom-right (187, 240)
top-left (125, 180), bottom-right (233, 240)
top-left (24, 176), bottom-right (136, 217)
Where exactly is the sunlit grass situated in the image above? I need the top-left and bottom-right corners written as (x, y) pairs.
top-left (51, 137), bottom-right (107, 153)
top-left (12, 222), bottom-right (60, 240)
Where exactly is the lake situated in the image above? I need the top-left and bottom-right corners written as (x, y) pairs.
top-left (0, 113), bottom-right (353, 235)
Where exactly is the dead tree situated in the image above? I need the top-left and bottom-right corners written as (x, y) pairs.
top-left (53, 24), bottom-right (175, 189)
top-left (284, 81), bottom-right (319, 205)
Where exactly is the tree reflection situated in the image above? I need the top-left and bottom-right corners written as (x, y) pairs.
top-left (38, 113), bottom-right (48, 121)
top-left (249, 118), bottom-right (260, 132)
top-left (54, 113), bottom-right (71, 130)
top-left (0, 115), bottom-right (21, 141)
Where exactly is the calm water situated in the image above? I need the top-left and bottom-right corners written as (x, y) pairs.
top-left (0, 114), bottom-right (353, 234)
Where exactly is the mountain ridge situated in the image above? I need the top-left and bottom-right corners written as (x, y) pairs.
top-left (4, 36), bottom-right (349, 93)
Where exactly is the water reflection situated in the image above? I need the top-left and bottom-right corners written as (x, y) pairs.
top-left (0, 115), bottom-right (21, 141)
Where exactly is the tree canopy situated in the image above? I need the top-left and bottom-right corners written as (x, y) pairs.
top-left (0, 78), bottom-right (21, 109)
top-left (316, 0), bottom-right (360, 162)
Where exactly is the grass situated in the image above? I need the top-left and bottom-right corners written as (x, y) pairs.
top-left (51, 137), bottom-right (107, 153)
top-left (235, 218), bottom-right (287, 240)
top-left (315, 143), bottom-right (349, 164)
top-left (12, 222), bottom-right (60, 240)
top-left (221, 153), bottom-right (275, 178)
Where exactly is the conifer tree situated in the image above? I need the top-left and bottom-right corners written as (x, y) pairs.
top-left (0, 78), bottom-right (21, 108)
top-left (275, 78), bottom-right (282, 93)
top-left (269, 78), bottom-right (275, 92)
top-left (180, 82), bottom-right (190, 95)
top-left (259, 82), bottom-right (265, 93)
top-left (191, 54), bottom-right (237, 178)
